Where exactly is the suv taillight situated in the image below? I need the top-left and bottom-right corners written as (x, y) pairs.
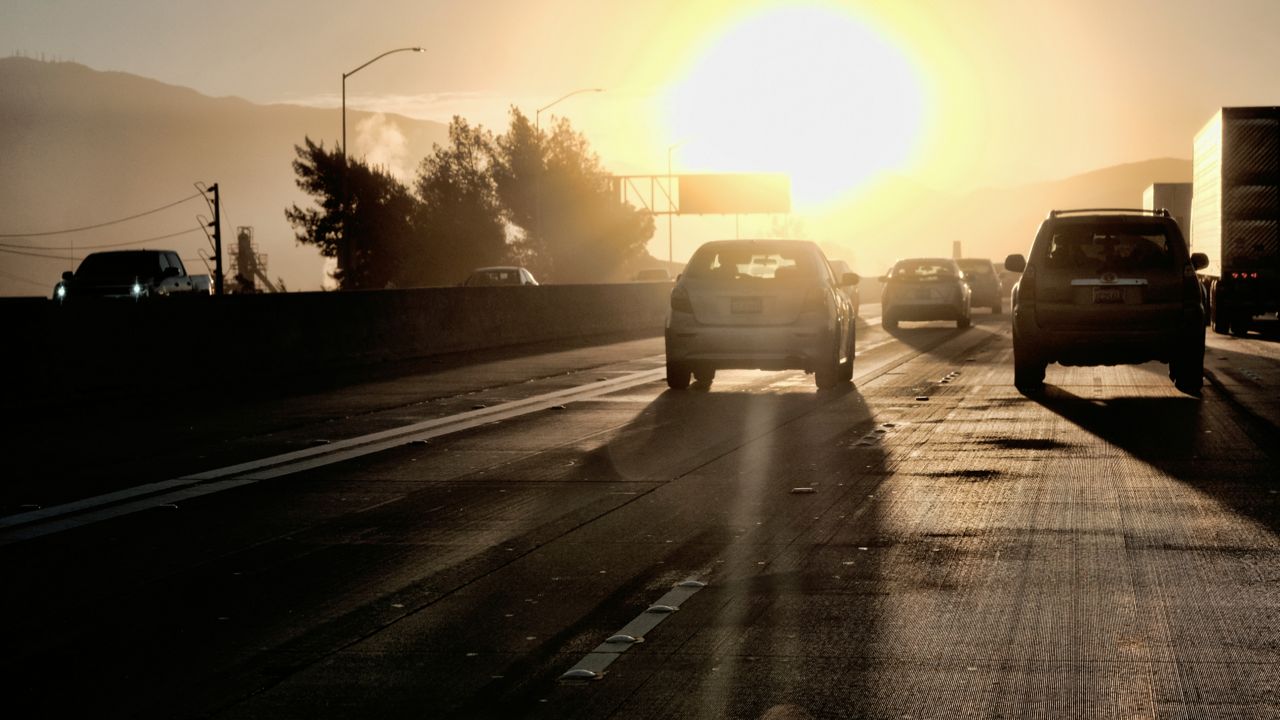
top-left (670, 285), bottom-right (692, 313)
top-left (1019, 263), bottom-right (1036, 302)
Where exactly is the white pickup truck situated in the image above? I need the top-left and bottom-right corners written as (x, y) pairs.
top-left (54, 250), bottom-right (212, 301)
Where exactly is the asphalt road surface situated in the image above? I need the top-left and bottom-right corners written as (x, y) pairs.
top-left (3, 309), bottom-right (1279, 719)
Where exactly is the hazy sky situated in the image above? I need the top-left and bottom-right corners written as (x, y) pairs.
top-left (5, 0), bottom-right (1279, 201)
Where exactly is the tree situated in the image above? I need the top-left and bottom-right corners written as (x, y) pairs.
top-left (491, 108), bottom-right (653, 282)
top-left (411, 118), bottom-right (509, 285)
top-left (285, 137), bottom-right (418, 290)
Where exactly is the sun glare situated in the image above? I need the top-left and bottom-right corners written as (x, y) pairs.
top-left (665, 5), bottom-right (925, 208)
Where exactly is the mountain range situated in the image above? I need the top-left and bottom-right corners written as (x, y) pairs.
top-left (0, 57), bottom-right (1191, 296)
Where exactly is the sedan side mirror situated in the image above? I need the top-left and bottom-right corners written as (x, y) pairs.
top-left (840, 272), bottom-right (860, 287)
top-left (1190, 252), bottom-right (1209, 271)
top-left (1004, 254), bottom-right (1026, 273)
top-left (62, 271), bottom-right (74, 282)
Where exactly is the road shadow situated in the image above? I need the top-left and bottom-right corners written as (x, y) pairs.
top-left (1030, 377), bottom-right (1279, 534)
top-left (467, 381), bottom-right (894, 720)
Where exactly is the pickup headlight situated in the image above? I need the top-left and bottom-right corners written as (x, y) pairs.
top-left (55, 284), bottom-right (67, 300)
top-left (131, 280), bottom-right (144, 298)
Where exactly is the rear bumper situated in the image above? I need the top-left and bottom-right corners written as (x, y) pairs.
top-left (885, 301), bottom-right (967, 322)
top-left (665, 315), bottom-right (835, 371)
top-left (1014, 306), bottom-right (1202, 365)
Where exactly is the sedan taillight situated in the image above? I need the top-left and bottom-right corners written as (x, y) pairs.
top-left (670, 285), bottom-right (693, 313)
top-left (803, 286), bottom-right (828, 313)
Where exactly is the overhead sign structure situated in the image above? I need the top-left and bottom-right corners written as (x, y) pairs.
top-left (677, 173), bottom-right (791, 215)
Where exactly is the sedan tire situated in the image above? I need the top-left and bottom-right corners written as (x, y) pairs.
top-left (814, 342), bottom-right (843, 390)
top-left (666, 360), bottom-right (692, 390)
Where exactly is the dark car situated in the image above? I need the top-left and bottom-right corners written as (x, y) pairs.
top-left (1004, 208), bottom-right (1209, 395)
top-left (53, 249), bottom-right (211, 301)
top-left (880, 258), bottom-right (972, 329)
top-left (956, 258), bottom-right (1004, 313)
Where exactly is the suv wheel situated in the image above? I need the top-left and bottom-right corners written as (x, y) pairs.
top-left (957, 315), bottom-right (971, 329)
top-left (1013, 336), bottom-right (1046, 393)
top-left (883, 314), bottom-right (898, 330)
top-left (1170, 344), bottom-right (1204, 396)
top-left (666, 360), bottom-right (692, 390)
top-left (992, 300), bottom-right (1003, 315)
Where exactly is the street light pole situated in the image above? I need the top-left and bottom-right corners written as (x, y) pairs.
top-left (340, 46), bottom-right (424, 286)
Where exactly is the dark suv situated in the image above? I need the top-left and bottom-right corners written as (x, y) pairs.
top-left (1004, 209), bottom-right (1209, 396)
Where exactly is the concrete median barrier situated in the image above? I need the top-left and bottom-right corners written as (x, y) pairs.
top-left (2, 283), bottom-right (672, 402)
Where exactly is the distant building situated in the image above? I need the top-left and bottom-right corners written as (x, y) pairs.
top-left (1143, 183), bottom-right (1193, 235)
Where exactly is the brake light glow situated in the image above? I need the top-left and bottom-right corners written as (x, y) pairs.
top-left (1231, 271), bottom-right (1262, 279)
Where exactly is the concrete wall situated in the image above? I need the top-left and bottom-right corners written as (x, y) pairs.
top-left (3, 283), bottom-right (671, 402)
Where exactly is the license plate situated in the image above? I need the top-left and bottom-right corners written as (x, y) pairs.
top-left (731, 297), bottom-right (763, 314)
top-left (1092, 287), bottom-right (1124, 304)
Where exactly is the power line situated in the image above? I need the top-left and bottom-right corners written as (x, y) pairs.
top-left (0, 226), bottom-right (204, 251)
top-left (0, 269), bottom-right (52, 290)
top-left (0, 192), bottom-right (204, 238)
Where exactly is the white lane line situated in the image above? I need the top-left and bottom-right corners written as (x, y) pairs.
top-left (0, 367), bottom-right (666, 544)
top-left (560, 579), bottom-right (708, 681)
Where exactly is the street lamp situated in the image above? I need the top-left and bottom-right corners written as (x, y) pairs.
top-left (339, 46), bottom-right (424, 285)
top-left (342, 47), bottom-right (425, 158)
top-left (535, 87), bottom-right (604, 132)
top-left (534, 88), bottom-right (604, 252)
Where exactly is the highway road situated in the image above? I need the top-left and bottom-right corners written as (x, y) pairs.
top-left (3, 308), bottom-right (1278, 719)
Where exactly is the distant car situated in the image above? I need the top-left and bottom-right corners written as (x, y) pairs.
top-left (880, 258), bottom-right (972, 329)
top-left (53, 249), bottom-right (211, 301)
top-left (1004, 208), bottom-right (1208, 395)
top-left (665, 239), bottom-right (858, 390)
top-left (956, 258), bottom-right (1004, 313)
top-left (462, 266), bottom-right (538, 286)
top-left (632, 268), bottom-right (672, 282)
top-left (828, 259), bottom-right (861, 318)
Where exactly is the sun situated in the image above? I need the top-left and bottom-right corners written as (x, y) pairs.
top-left (665, 5), bottom-right (926, 208)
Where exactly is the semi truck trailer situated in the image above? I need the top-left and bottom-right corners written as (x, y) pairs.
top-left (1191, 106), bottom-right (1280, 335)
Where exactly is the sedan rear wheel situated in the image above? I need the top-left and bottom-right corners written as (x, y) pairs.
top-left (839, 332), bottom-right (854, 382)
top-left (666, 360), bottom-right (692, 390)
top-left (815, 341), bottom-right (843, 390)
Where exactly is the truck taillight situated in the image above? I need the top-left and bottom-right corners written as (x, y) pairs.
top-left (670, 286), bottom-right (693, 313)
top-left (1231, 271), bottom-right (1261, 280)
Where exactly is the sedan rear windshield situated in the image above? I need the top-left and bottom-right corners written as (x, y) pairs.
top-left (1043, 224), bottom-right (1177, 272)
top-left (889, 261), bottom-right (959, 282)
top-left (685, 245), bottom-right (824, 284)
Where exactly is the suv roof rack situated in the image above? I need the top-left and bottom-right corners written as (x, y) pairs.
top-left (1048, 208), bottom-right (1171, 218)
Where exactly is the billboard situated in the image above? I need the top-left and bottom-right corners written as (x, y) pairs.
top-left (678, 173), bottom-right (791, 215)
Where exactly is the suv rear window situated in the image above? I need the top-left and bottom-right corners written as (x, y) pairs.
top-left (1043, 223), bottom-right (1177, 272)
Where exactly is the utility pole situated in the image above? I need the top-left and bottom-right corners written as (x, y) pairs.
top-left (208, 183), bottom-right (224, 296)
